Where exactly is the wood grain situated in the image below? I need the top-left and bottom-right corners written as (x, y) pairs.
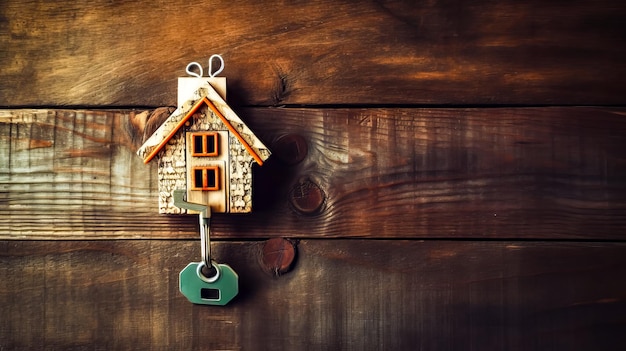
top-left (1, 240), bottom-right (625, 350)
top-left (1, 0), bottom-right (625, 106)
top-left (1, 107), bottom-right (625, 240)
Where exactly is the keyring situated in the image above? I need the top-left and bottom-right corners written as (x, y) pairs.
top-left (197, 260), bottom-right (221, 283)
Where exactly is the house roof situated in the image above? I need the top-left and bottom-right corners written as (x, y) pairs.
top-left (137, 81), bottom-right (270, 165)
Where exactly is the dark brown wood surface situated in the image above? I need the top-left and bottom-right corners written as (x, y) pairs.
top-left (2, 0), bottom-right (626, 349)
top-left (2, 107), bottom-right (625, 240)
top-left (1, 240), bottom-right (625, 350)
top-left (1, 0), bottom-right (626, 106)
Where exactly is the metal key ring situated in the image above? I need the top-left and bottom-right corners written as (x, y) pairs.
top-left (197, 260), bottom-right (221, 283)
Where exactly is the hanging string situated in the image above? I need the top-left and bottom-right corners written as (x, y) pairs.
top-left (185, 62), bottom-right (203, 78)
top-left (208, 54), bottom-right (224, 77)
top-left (185, 54), bottom-right (224, 78)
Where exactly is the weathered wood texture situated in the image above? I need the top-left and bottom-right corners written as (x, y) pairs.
top-left (1, 240), bottom-right (625, 350)
top-left (1, 0), bottom-right (626, 106)
top-left (2, 107), bottom-right (625, 239)
top-left (2, 1), bottom-right (625, 349)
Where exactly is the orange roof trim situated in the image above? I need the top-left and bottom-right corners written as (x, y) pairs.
top-left (142, 97), bottom-right (264, 165)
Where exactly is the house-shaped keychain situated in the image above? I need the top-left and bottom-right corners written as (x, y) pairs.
top-left (136, 60), bottom-right (271, 305)
top-left (137, 75), bottom-right (271, 214)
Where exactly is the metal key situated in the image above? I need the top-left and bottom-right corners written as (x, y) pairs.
top-left (174, 190), bottom-right (238, 305)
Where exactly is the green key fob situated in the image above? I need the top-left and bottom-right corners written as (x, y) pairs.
top-left (179, 261), bottom-right (238, 305)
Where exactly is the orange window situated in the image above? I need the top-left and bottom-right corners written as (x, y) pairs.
top-left (191, 166), bottom-right (219, 191)
top-left (191, 132), bottom-right (219, 157)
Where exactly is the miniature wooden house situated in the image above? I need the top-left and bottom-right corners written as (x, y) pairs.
top-left (137, 80), bottom-right (271, 214)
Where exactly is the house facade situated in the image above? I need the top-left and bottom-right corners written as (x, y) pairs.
top-left (137, 82), bottom-right (271, 214)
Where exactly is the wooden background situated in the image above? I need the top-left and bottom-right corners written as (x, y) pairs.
top-left (1, 0), bottom-right (625, 350)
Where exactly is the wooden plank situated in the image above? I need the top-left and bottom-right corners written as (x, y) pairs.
top-left (1, 0), bottom-right (625, 106)
top-left (1, 108), bottom-right (625, 240)
top-left (1, 240), bottom-right (625, 350)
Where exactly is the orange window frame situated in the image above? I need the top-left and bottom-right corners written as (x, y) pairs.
top-left (191, 166), bottom-right (220, 191)
top-left (191, 132), bottom-right (219, 157)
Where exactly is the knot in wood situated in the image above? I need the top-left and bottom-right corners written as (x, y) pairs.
top-left (261, 238), bottom-right (296, 276)
top-left (273, 134), bottom-right (308, 165)
top-left (289, 179), bottom-right (324, 215)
